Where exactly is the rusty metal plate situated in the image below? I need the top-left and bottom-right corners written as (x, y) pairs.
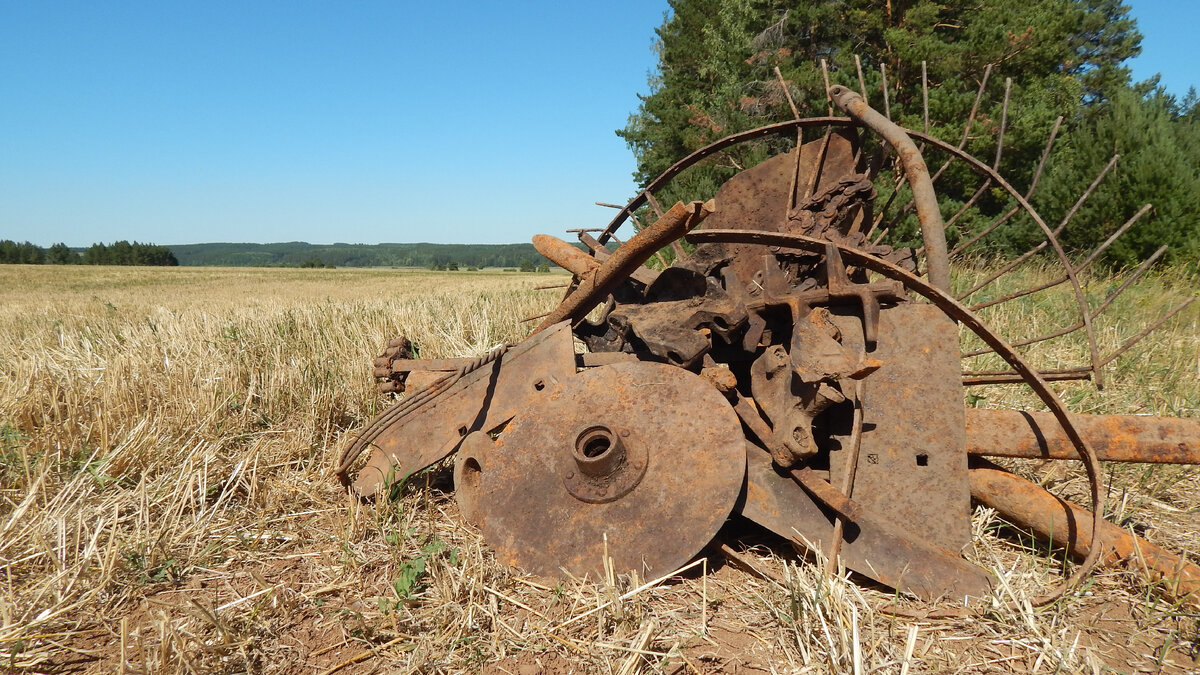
top-left (455, 361), bottom-right (746, 579)
top-left (349, 322), bottom-right (576, 497)
top-left (696, 131), bottom-right (859, 287)
top-left (828, 303), bottom-right (973, 553)
top-left (741, 448), bottom-right (992, 602)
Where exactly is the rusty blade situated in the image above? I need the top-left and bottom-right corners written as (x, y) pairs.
top-left (967, 409), bottom-right (1200, 464)
top-left (742, 448), bottom-right (993, 602)
top-left (348, 322), bottom-right (576, 498)
top-left (970, 466), bottom-right (1200, 607)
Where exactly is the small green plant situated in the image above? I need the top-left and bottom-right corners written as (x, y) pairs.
top-left (379, 538), bottom-right (451, 613)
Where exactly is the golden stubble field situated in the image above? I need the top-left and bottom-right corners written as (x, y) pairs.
top-left (1, 262), bottom-right (1198, 674)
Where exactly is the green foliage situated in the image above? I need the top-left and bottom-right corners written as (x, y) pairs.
top-left (0, 241), bottom-right (46, 264)
top-left (0, 240), bottom-right (177, 266)
top-left (617, 0), bottom-right (1199, 265)
top-left (1038, 87), bottom-right (1200, 265)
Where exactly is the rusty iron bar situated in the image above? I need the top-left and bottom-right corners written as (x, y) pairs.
top-left (825, 378), bottom-right (865, 575)
top-left (689, 227), bottom-right (1107, 603)
top-left (961, 244), bottom-right (1169, 358)
top-left (962, 370), bottom-right (1091, 386)
top-left (854, 55), bottom-right (867, 100)
top-left (921, 61), bottom-right (929, 136)
top-left (879, 63), bottom-right (891, 119)
top-left (535, 200), bottom-right (714, 333)
top-left (966, 409), bottom-right (1200, 464)
top-left (828, 86), bottom-right (951, 291)
top-left (969, 204), bottom-right (1152, 312)
top-left (774, 66), bottom-right (800, 119)
top-left (970, 465), bottom-right (1200, 607)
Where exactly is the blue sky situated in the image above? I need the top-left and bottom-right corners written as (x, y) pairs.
top-left (0, 1), bottom-right (1195, 247)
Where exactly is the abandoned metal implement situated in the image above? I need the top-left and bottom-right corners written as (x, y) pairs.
top-left (337, 70), bottom-right (1198, 608)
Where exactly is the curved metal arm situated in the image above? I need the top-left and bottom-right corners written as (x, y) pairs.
top-left (828, 85), bottom-right (951, 291)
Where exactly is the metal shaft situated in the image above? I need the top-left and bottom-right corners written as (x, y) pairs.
top-left (828, 85), bottom-right (951, 291)
top-left (970, 466), bottom-right (1200, 606)
top-left (533, 200), bottom-right (715, 333)
top-left (966, 409), bottom-right (1200, 464)
top-left (532, 234), bottom-right (599, 277)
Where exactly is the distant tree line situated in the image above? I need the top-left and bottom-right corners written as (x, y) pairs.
top-left (169, 241), bottom-right (565, 269)
top-left (0, 240), bottom-right (178, 266)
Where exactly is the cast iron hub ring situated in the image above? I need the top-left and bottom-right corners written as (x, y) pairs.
top-left (563, 425), bottom-right (648, 503)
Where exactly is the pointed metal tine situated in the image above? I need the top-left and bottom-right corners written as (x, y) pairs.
top-left (961, 321), bottom-right (1086, 358)
top-left (879, 63), bottom-right (891, 120)
top-left (855, 54), bottom-right (867, 100)
top-left (944, 184), bottom-right (992, 231)
top-left (820, 58), bottom-right (833, 115)
top-left (866, 170), bottom-right (906, 237)
top-left (885, 67), bottom-right (1002, 239)
top-left (962, 368), bottom-right (1093, 386)
top-left (956, 240), bottom-right (1049, 300)
top-left (1094, 245), bottom-right (1169, 316)
top-left (962, 245), bottom-right (1169, 359)
top-left (946, 84), bottom-right (1011, 234)
top-left (922, 61), bottom-right (930, 136)
top-left (1075, 204), bottom-right (1153, 270)
top-left (951, 116), bottom-right (1063, 256)
top-left (644, 190), bottom-right (664, 219)
top-left (961, 65), bottom-right (992, 150)
top-left (774, 66), bottom-right (800, 120)
top-left (926, 64), bottom-right (992, 186)
top-left (804, 129), bottom-right (833, 201)
top-left (968, 204), bottom-right (1153, 311)
top-left (994, 78), bottom-right (1011, 169)
top-left (1101, 297), bottom-right (1196, 368)
top-left (963, 153), bottom-right (1118, 299)
top-left (1054, 155), bottom-right (1119, 236)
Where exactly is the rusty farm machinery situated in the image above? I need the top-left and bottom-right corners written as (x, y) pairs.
top-left (335, 72), bottom-right (1199, 610)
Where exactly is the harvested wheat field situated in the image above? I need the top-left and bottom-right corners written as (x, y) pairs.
top-left (1, 262), bottom-right (1198, 674)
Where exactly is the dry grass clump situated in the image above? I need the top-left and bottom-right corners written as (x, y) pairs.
top-left (0, 262), bottom-right (1197, 674)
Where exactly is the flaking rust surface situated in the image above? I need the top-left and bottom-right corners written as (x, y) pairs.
top-left (829, 303), bottom-right (972, 553)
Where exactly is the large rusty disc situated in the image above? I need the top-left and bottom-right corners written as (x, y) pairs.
top-left (454, 361), bottom-right (746, 579)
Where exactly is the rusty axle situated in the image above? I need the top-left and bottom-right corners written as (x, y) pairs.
top-left (967, 409), bottom-right (1200, 464)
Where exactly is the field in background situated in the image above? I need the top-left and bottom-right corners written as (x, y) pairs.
top-left (0, 263), bottom-right (1197, 673)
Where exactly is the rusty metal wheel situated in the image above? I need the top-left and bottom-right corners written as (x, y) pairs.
top-left (453, 360), bottom-right (746, 579)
